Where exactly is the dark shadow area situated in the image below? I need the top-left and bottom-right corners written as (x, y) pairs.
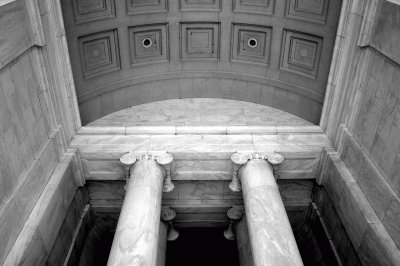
top-left (166, 227), bottom-right (239, 266)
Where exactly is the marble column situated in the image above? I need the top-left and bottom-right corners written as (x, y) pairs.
top-left (107, 153), bottom-right (173, 266)
top-left (156, 221), bottom-right (168, 266)
top-left (231, 153), bottom-right (303, 266)
top-left (236, 216), bottom-right (255, 266)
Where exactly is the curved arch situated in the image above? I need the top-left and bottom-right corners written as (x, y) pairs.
top-left (79, 73), bottom-right (323, 125)
top-left (87, 98), bottom-right (313, 128)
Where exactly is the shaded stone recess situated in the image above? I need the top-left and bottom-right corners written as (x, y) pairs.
top-left (86, 179), bottom-right (313, 230)
top-left (309, 187), bottom-right (362, 266)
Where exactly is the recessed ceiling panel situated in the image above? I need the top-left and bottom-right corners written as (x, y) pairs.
top-left (72, 0), bottom-right (115, 24)
top-left (281, 30), bottom-right (322, 79)
top-left (180, 0), bottom-right (221, 11)
top-left (129, 24), bottom-right (168, 65)
top-left (232, 24), bottom-right (271, 64)
top-left (286, 0), bottom-right (329, 24)
top-left (127, 0), bottom-right (167, 14)
top-left (181, 23), bottom-right (219, 59)
top-left (78, 30), bottom-right (120, 79)
top-left (234, 0), bottom-right (274, 15)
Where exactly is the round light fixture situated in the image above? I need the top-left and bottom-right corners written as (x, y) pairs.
top-left (142, 38), bottom-right (152, 48)
top-left (247, 38), bottom-right (258, 48)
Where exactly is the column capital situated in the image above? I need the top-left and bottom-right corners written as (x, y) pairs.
top-left (230, 152), bottom-right (284, 192)
top-left (120, 152), bottom-right (175, 192)
top-left (231, 152), bottom-right (284, 166)
top-left (120, 152), bottom-right (174, 166)
top-left (224, 206), bottom-right (245, 240)
top-left (161, 207), bottom-right (179, 241)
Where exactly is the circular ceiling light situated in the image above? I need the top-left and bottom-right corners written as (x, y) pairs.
top-left (247, 38), bottom-right (258, 48)
top-left (142, 38), bottom-right (152, 48)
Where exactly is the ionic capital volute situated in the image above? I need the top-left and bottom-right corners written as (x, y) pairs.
top-left (229, 152), bottom-right (248, 192)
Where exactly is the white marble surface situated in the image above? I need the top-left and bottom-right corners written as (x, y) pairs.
top-left (107, 159), bottom-right (164, 266)
top-left (88, 98), bottom-right (313, 127)
top-left (236, 217), bottom-right (255, 266)
top-left (239, 160), bottom-right (303, 266)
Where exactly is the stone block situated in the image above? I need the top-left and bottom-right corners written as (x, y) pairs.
top-left (0, 85), bottom-right (12, 134)
top-left (383, 196), bottom-right (400, 250)
top-left (0, 201), bottom-right (23, 264)
top-left (2, 225), bottom-right (48, 266)
top-left (342, 131), bottom-right (365, 178)
top-left (357, 157), bottom-right (396, 220)
top-left (14, 161), bottom-right (46, 222)
top-left (358, 222), bottom-right (400, 266)
top-left (323, 156), bottom-right (378, 249)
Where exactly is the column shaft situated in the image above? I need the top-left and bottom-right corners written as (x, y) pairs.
top-left (239, 160), bottom-right (303, 266)
top-left (236, 217), bottom-right (254, 266)
top-left (156, 221), bottom-right (168, 266)
top-left (108, 160), bottom-right (164, 266)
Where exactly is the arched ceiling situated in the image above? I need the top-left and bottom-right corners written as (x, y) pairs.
top-left (61, 0), bottom-right (342, 125)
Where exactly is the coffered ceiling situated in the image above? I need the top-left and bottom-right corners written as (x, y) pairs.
top-left (61, 0), bottom-right (342, 125)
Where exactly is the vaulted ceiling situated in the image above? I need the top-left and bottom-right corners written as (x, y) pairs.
top-left (61, 0), bottom-right (342, 125)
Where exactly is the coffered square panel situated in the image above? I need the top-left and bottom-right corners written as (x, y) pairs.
top-left (232, 24), bottom-right (271, 64)
top-left (78, 30), bottom-right (120, 79)
top-left (286, 0), bottom-right (329, 24)
top-left (280, 30), bottom-right (322, 79)
top-left (127, 0), bottom-right (167, 15)
top-left (72, 0), bottom-right (115, 24)
top-left (181, 23), bottom-right (219, 59)
top-left (180, 0), bottom-right (221, 11)
top-left (234, 0), bottom-right (274, 15)
top-left (129, 24), bottom-right (168, 65)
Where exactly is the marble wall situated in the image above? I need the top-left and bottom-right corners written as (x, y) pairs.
top-left (319, 0), bottom-right (400, 264)
top-left (3, 157), bottom-right (81, 265)
top-left (0, 0), bottom-right (82, 264)
top-left (0, 46), bottom-right (59, 266)
top-left (0, 0), bottom-right (30, 69)
top-left (339, 48), bottom-right (400, 262)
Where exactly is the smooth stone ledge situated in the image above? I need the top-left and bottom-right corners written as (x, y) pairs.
top-left (71, 133), bottom-right (330, 181)
top-left (77, 125), bottom-right (324, 135)
top-left (71, 133), bottom-right (331, 159)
